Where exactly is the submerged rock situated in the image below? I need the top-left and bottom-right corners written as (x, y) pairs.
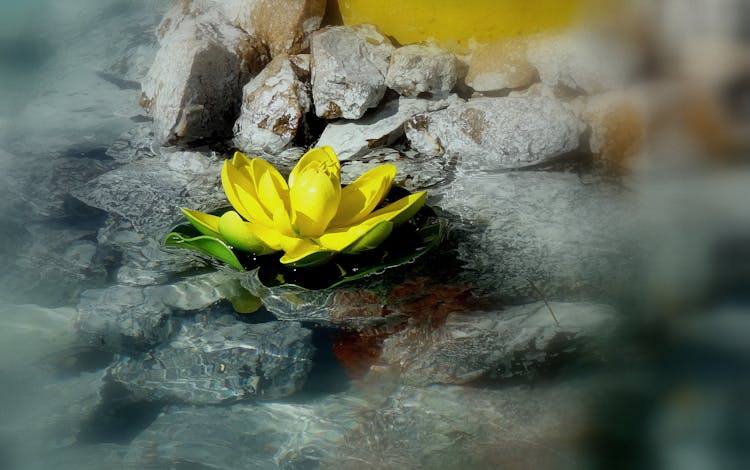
top-left (378, 302), bottom-right (617, 385)
top-left (311, 25), bottom-right (394, 119)
top-left (433, 171), bottom-right (638, 302)
top-left (385, 44), bottom-right (458, 97)
top-left (72, 150), bottom-right (224, 235)
top-left (405, 96), bottom-right (584, 170)
top-left (105, 315), bottom-right (313, 404)
top-left (141, 15), bottom-right (259, 144)
top-left (233, 54), bottom-right (312, 154)
top-left (317, 95), bottom-right (461, 160)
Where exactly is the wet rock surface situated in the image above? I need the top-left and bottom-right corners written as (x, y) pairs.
top-left (105, 314), bottom-right (313, 404)
top-left (405, 96), bottom-right (584, 170)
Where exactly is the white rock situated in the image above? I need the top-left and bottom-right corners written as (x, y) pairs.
top-left (385, 44), bottom-right (458, 97)
top-left (233, 54), bottom-right (311, 154)
top-left (317, 95), bottom-right (462, 160)
top-left (405, 96), bottom-right (584, 170)
top-left (527, 31), bottom-right (640, 94)
top-left (465, 39), bottom-right (538, 93)
top-left (141, 16), bottom-right (259, 145)
top-left (310, 25), bottom-right (394, 119)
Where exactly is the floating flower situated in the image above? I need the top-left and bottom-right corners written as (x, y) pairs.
top-left (180, 146), bottom-right (426, 267)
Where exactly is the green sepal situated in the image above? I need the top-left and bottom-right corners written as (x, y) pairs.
top-left (164, 232), bottom-right (245, 271)
top-left (342, 221), bottom-right (393, 254)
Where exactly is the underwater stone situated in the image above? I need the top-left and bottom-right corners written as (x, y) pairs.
top-left (385, 44), bottom-right (458, 97)
top-left (433, 171), bottom-right (638, 302)
top-left (311, 25), bottom-right (394, 119)
top-left (233, 54), bottom-right (311, 154)
top-left (141, 15), bottom-right (259, 144)
top-left (75, 285), bottom-right (176, 352)
top-left (105, 315), bottom-right (313, 404)
top-left (405, 96), bottom-right (584, 170)
top-left (316, 95), bottom-right (461, 160)
top-left (73, 150), bottom-right (224, 235)
top-left (340, 147), bottom-right (452, 192)
top-left (378, 302), bottom-right (617, 385)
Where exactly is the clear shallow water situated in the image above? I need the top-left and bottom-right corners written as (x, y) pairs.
top-left (1, 1), bottom-right (749, 469)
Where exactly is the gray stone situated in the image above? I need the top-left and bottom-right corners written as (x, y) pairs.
top-left (433, 171), bottom-right (638, 302)
top-left (317, 95), bottom-right (461, 160)
top-left (405, 96), bottom-right (584, 171)
top-left (72, 150), bottom-right (224, 235)
top-left (340, 148), bottom-right (452, 191)
top-left (148, 271), bottom-right (247, 312)
top-left (105, 124), bottom-right (158, 163)
top-left (378, 302), bottom-right (617, 385)
top-left (385, 44), bottom-right (458, 97)
top-left (311, 25), bottom-right (394, 119)
top-left (527, 31), bottom-right (640, 95)
top-left (233, 54), bottom-right (311, 154)
top-left (75, 284), bottom-right (176, 352)
top-left (105, 315), bottom-right (313, 404)
top-left (141, 15), bottom-right (260, 144)
top-left (124, 380), bottom-right (597, 469)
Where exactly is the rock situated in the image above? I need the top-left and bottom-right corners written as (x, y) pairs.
top-left (465, 39), bottom-right (538, 93)
top-left (405, 96), bottom-right (584, 171)
top-left (125, 380), bottom-right (597, 469)
top-left (233, 54), bottom-right (312, 154)
top-left (105, 314), bottom-right (313, 404)
top-left (75, 284), bottom-right (176, 352)
top-left (317, 95), bottom-right (461, 160)
top-left (340, 148), bottom-right (453, 191)
top-left (527, 31), bottom-right (640, 95)
top-left (311, 25), bottom-right (394, 119)
top-left (378, 302), bottom-right (617, 385)
top-left (385, 44), bottom-right (458, 97)
top-left (141, 15), bottom-right (260, 144)
top-left (72, 150), bottom-right (224, 235)
top-left (433, 171), bottom-right (638, 302)
top-left (251, 0), bottom-right (326, 57)
top-left (148, 271), bottom-right (247, 312)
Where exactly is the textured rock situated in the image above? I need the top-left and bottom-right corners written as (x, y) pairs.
top-left (317, 95), bottom-right (461, 160)
top-left (233, 54), bottom-right (311, 154)
top-left (251, 0), bottom-right (326, 56)
top-left (106, 315), bottom-right (313, 404)
top-left (433, 171), bottom-right (637, 302)
top-left (311, 25), bottom-right (394, 119)
top-left (385, 44), bottom-right (458, 97)
top-left (141, 15), bottom-right (259, 144)
top-left (465, 39), bottom-right (538, 93)
top-left (378, 302), bottom-right (617, 385)
top-left (125, 380), bottom-right (597, 469)
top-left (75, 284), bottom-right (176, 352)
top-left (72, 150), bottom-right (224, 235)
top-left (340, 148), bottom-right (453, 191)
top-left (527, 32), bottom-right (639, 95)
top-left (405, 96), bottom-right (583, 171)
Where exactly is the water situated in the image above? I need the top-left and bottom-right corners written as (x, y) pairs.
top-left (1, 1), bottom-right (750, 469)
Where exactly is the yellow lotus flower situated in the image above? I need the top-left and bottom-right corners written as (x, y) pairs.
top-left (182, 146), bottom-right (426, 267)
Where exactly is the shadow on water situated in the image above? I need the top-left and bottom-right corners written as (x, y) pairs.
top-left (0, 35), bottom-right (52, 71)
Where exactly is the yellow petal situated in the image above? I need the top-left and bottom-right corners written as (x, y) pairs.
top-left (361, 191), bottom-right (427, 227)
top-left (278, 238), bottom-right (336, 267)
top-left (288, 146), bottom-right (340, 188)
top-left (217, 211), bottom-right (277, 255)
top-left (289, 166), bottom-right (341, 237)
top-left (221, 160), bottom-right (262, 223)
top-left (250, 158), bottom-right (290, 218)
top-left (231, 151), bottom-right (252, 169)
top-left (330, 164), bottom-right (396, 228)
top-left (181, 208), bottom-right (221, 238)
top-left (318, 220), bottom-right (393, 253)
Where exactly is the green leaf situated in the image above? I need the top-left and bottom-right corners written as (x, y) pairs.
top-left (164, 232), bottom-right (245, 271)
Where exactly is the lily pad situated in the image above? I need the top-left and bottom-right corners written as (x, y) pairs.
top-left (164, 187), bottom-right (446, 290)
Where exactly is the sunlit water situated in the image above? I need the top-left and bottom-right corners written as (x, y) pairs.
top-left (1, 1), bottom-right (749, 469)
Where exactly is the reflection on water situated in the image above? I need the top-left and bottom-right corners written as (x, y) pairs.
top-left (0, 0), bottom-right (749, 469)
